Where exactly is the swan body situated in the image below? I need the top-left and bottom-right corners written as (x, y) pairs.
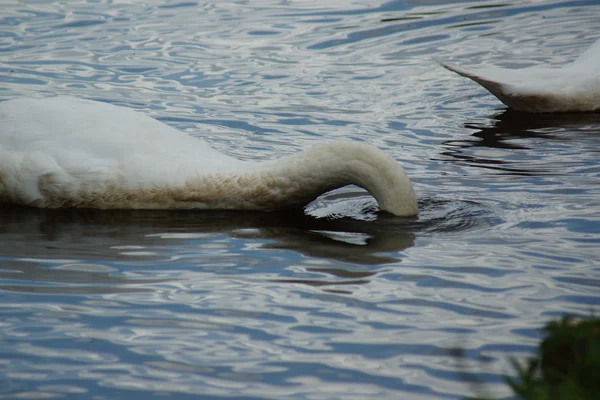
top-left (440, 38), bottom-right (600, 113)
top-left (0, 96), bottom-right (418, 216)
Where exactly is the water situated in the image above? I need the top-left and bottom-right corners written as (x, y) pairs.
top-left (1, 0), bottom-right (600, 398)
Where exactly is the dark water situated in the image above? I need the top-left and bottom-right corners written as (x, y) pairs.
top-left (1, 0), bottom-right (600, 399)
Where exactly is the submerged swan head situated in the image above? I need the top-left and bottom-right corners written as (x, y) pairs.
top-left (0, 96), bottom-right (418, 216)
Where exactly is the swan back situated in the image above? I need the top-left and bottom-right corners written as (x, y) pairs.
top-left (0, 96), bottom-right (241, 178)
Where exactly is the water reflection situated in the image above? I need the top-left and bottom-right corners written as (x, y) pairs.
top-left (0, 204), bottom-right (415, 267)
top-left (0, 259), bottom-right (160, 295)
top-left (438, 110), bottom-right (600, 174)
top-left (0, 197), bottom-right (499, 297)
top-left (466, 110), bottom-right (600, 145)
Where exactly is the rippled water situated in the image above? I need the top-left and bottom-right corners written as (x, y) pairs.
top-left (1, 0), bottom-right (600, 399)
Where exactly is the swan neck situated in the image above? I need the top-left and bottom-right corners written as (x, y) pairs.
top-left (255, 142), bottom-right (418, 216)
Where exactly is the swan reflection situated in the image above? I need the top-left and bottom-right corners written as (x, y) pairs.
top-left (0, 204), bottom-right (417, 294)
top-left (439, 110), bottom-right (600, 174)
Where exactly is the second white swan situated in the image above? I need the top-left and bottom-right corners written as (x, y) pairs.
top-left (440, 38), bottom-right (600, 113)
top-left (0, 96), bottom-right (418, 216)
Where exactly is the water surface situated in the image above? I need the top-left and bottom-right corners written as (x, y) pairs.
top-left (1, 0), bottom-right (600, 399)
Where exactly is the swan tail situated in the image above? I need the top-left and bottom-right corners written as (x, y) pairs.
top-left (571, 37), bottom-right (600, 67)
top-left (440, 61), bottom-right (556, 112)
top-left (439, 61), bottom-right (511, 100)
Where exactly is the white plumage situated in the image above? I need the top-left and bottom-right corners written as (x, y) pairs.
top-left (0, 96), bottom-right (418, 216)
top-left (440, 38), bottom-right (600, 113)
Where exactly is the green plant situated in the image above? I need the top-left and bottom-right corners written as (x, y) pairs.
top-left (468, 315), bottom-right (600, 400)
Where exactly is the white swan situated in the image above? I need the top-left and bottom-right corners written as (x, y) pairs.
top-left (0, 96), bottom-right (418, 216)
top-left (440, 38), bottom-right (600, 113)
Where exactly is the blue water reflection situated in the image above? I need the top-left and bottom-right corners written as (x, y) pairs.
top-left (1, 0), bottom-right (600, 399)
